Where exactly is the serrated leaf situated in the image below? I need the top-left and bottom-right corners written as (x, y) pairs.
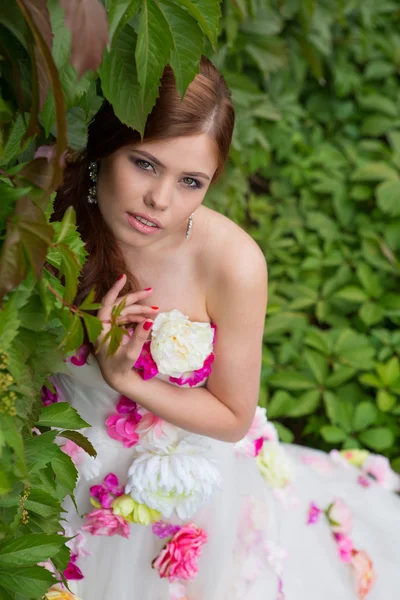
top-left (0, 534), bottom-right (65, 567)
top-left (136, 0), bottom-right (174, 108)
top-left (24, 431), bottom-right (59, 472)
top-left (61, 314), bottom-right (84, 353)
top-left (179, 0), bottom-right (221, 48)
top-left (58, 242), bottom-right (81, 303)
top-left (58, 430), bottom-right (97, 457)
top-left (359, 427), bottom-right (394, 451)
top-left (36, 402), bottom-right (90, 430)
top-left (158, 0), bottom-right (203, 98)
top-left (353, 402), bottom-right (378, 432)
top-left (51, 451), bottom-right (78, 497)
top-left (82, 312), bottom-right (103, 344)
top-left (100, 25), bottom-right (159, 135)
top-left (106, 0), bottom-right (141, 46)
top-left (0, 566), bottom-right (54, 597)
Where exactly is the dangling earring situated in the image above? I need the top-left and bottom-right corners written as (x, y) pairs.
top-left (87, 161), bottom-right (98, 204)
top-left (186, 213), bottom-right (193, 239)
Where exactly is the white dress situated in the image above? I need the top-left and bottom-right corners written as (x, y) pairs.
top-left (49, 310), bottom-right (400, 600)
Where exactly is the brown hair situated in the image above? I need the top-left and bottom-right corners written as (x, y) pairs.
top-left (51, 56), bottom-right (235, 306)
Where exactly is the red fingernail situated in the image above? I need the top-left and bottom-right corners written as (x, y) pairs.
top-left (151, 306), bottom-right (159, 310)
top-left (144, 287), bottom-right (152, 291)
top-left (143, 321), bottom-right (153, 331)
top-left (117, 274), bottom-right (124, 280)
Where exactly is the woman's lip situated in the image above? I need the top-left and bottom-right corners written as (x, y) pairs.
top-left (126, 213), bottom-right (162, 235)
top-left (128, 212), bottom-right (163, 229)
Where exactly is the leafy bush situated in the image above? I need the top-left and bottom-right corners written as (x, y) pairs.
top-left (206, 0), bottom-right (400, 466)
top-left (0, 1), bottom-right (218, 597)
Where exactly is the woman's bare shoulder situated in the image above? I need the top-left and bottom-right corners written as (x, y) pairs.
top-left (198, 206), bottom-right (267, 279)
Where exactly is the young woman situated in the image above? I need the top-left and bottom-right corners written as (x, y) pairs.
top-left (49, 57), bottom-right (400, 600)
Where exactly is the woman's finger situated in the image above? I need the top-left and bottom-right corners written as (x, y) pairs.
top-left (123, 319), bottom-right (153, 363)
top-left (118, 287), bottom-right (154, 309)
top-left (120, 304), bottom-right (159, 318)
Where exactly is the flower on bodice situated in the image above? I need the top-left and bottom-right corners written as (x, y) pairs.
top-left (149, 309), bottom-right (215, 378)
top-left (125, 435), bottom-right (221, 519)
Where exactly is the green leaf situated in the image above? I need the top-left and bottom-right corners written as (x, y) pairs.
top-left (287, 389), bottom-right (321, 417)
top-left (60, 312), bottom-right (85, 353)
top-left (351, 162), bottom-right (399, 183)
top-left (359, 302), bottom-right (384, 326)
top-left (158, 0), bottom-right (203, 98)
top-left (358, 94), bottom-right (398, 118)
top-left (335, 286), bottom-right (368, 303)
top-left (57, 430), bottom-right (97, 457)
top-left (326, 366), bottom-right (356, 388)
top-left (58, 242), bottom-right (81, 304)
top-left (24, 489), bottom-right (62, 518)
top-left (0, 534), bottom-right (65, 567)
top-left (356, 264), bottom-right (382, 299)
top-left (106, 0), bottom-right (141, 46)
top-left (24, 431), bottom-right (59, 473)
top-left (320, 425), bottom-right (346, 443)
top-left (376, 357), bottom-right (400, 387)
top-left (377, 390), bottom-right (397, 412)
top-left (82, 312), bottom-right (103, 344)
top-left (267, 390), bottom-right (295, 418)
top-left (376, 180), bottom-right (400, 216)
top-left (359, 373), bottom-right (382, 388)
top-left (0, 114), bottom-right (31, 166)
top-left (267, 371), bottom-right (315, 391)
top-left (359, 427), bottom-right (395, 451)
top-left (36, 402), bottom-right (90, 430)
top-left (353, 402), bottom-right (378, 432)
top-left (51, 451), bottom-right (78, 498)
top-left (178, 0), bottom-right (221, 48)
top-left (303, 349), bottom-right (328, 384)
top-left (100, 25), bottom-right (158, 135)
top-left (272, 421), bottom-right (294, 443)
top-left (361, 115), bottom-right (393, 137)
top-left (136, 0), bottom-right (174, 108)
top-left (0, 566), bottom-right (54, 597)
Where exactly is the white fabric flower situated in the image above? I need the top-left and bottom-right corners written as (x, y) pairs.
top-left (150, 310), bottom-right (214, 377)
top-left (256, 442), bottom-right (294, 488)
top-left (234, 407), bottom-right (278, 457)
top-left (125, 435), bottom-right (221, 519)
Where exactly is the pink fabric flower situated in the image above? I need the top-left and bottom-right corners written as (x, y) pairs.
top-left (134, 341), bottom-right (159, 380)
top-left (41, 384), bottom-right (60, 406)
top-left (67, 345), bottom-right (90, 367)
top-left (328, 498), bottom-right (352, 535)
top-left (357, 475), bottom-right (371, 488)
top-left (152, 521), bottom-right (181, 539)
top-left (334, 533), bottom-right (354, 563)
top-left (307, 502), bottom-right (322, 525)
top-left (235, 407), bottom-right (278, 458)
top-left (351, 550), bottom-right (376, 599)
top-left (105, 396), bottom-right (142, 448)
top-left (169, 353), bottom-right (215, 387)
top-left (82, 508), bottom-right (130, 538)
top-left (63, 555), bottom-right (84, 580)
top-left (362, 454), bottom-right (400, 492)
top-left (152, 523), bottom-right (207, 582)
top-left (90, 473), bottom-right (123, 509)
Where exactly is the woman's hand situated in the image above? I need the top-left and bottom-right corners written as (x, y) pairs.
top-left (94, 274), bottom-right (155, 389)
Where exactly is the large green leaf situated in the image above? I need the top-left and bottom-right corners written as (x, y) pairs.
top-left (0, 566), bottom-right (54, 597)
top-left (353, 402), bottom-right (378, 432)
top-left (359, 427), bottom-right (395, 451)
top-left (158, 0), bottom-right (203, 98)
top-left (100, 25), bottom-right (158, 135)
top-left (178, 0), bottom-right (221, 48)
top-left (0, 534), bottom-right (66, 567)
top-left (376, 180), bottom-right (400, 216)
top-left (106, 0), bottom-right (141, 46)
top-left (36, 402), bottom-right (90, 430)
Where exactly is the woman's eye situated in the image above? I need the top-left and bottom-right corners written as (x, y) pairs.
top-left (135, 159), bottom-right (154, 171)
top-left (182, 177), bottom-right (201, 189)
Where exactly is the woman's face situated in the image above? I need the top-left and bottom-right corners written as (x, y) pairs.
top-left (96, 133), bottom-right (218, 250)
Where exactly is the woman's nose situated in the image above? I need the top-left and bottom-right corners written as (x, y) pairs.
top-left (144, 178), bottom-right (172, 211)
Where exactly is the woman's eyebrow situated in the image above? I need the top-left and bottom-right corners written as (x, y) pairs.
top-left (132, 149), bottom-right (211, 181)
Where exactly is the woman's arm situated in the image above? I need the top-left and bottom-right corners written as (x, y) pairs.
top-left (114, 238), bottom-right (268, 443)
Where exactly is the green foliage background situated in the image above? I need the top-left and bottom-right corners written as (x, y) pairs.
top-left (207, 0), bottom-right (400, 465)
top-left (0, 0), bottom-right (399, 597)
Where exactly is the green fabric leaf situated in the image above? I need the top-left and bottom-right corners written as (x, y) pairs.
top-left (36, 402), bottom-right (90, 430)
